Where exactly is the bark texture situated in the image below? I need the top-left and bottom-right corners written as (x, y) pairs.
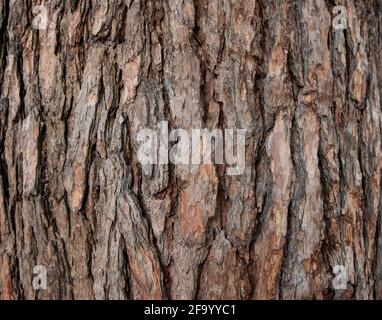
top-left (0, 0), bottom-right (382, 300)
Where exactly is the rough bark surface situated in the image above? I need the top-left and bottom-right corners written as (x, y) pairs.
top-left (0, 0), bottom-right (382, 300)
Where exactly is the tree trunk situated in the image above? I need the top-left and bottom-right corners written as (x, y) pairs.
top-left (0, 0), bottom-right (381, 300)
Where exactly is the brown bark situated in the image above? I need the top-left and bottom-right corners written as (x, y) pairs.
top-left (0, 0), bottom-right (382, 300)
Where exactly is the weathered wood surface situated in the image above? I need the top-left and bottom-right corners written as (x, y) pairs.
top-left (0, 0), bottom-right (381, 299)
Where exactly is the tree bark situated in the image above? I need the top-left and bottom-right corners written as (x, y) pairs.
top-left (0, 0), bottom-right (382, 300)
